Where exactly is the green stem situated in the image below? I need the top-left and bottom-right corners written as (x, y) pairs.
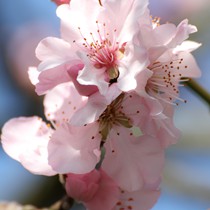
top-left (185, 79), bottom-right (210, 107)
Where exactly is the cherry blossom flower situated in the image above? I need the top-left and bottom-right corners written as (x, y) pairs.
top-left (0, 1), bottom-right (203, 210)
top-left (135, 10), bottom-right (201, 105)
top-left (65, 169), bottom-right (119, 210)
top-left (45, 82), bottom-right (166, 191)
top-left (34, 0), bottom-right (149, 97)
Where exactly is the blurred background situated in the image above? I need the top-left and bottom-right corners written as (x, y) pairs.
top-left (0, 0), bottom-right (210, 209)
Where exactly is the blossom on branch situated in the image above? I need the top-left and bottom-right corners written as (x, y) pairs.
top-left (0, 0), bottom-right (202, 209)
top-left (35, 0), bottom-right (149, 97)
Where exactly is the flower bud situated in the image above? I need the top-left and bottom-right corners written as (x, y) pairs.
top-left (51, 0), bottom-right (70, 6)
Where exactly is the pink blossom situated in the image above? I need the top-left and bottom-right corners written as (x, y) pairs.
top-left (136, 11), bottom-right (201, 105)
top-left (34, 0), bottom-right (149, 96)
top-left (47, 84), bottom-right (166, 191)
top-left (65, 169), bottom-right (119, 210)
top-left (43, 81), bottom-right (87, 126)
top-left (1, 82), bottom-right (102, 175)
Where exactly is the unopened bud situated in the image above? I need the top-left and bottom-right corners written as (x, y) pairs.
top-left (51, 0), bottom-right (70, 6)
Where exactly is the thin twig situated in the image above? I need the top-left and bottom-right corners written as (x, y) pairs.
top-left (98, 0), bottom-right (103, 6)
top-left (185, 79), bottom-right (210, 107)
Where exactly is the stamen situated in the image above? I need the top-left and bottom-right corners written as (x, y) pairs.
top-left (147, 58), bottom-right (188, 104)
top-left (98, 93), bottom-right (132, 141)
top-left (75, 21), bottom-right (124, 83)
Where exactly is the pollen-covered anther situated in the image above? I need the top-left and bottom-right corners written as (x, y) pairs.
top-left (116, 201), bottom-right (122, 206)
top-left (151, 16), bottom-right (161, 27)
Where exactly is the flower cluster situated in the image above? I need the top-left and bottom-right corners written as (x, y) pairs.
top-left (1, 0), bottom-right (201, 209)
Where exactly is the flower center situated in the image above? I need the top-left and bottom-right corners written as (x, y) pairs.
top-left (99, 93), bottom-right (132, 141)
top-left (146, 59), bottom-right (188, 105)
top-left (75, 21), bottom-right (125, 83)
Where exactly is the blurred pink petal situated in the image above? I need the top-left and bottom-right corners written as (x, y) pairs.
top-left (65, 169), bottom-right (119, 210)
top-left (1, 117), bottom-right (56, 176)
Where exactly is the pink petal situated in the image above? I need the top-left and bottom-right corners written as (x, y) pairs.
top-left (169, 19), bottom-right (197, 48)
top-left (77, 54), bottom-right (109, 96)
top-left (48, 123), bottom-right (101, 174)
top-left (117, 43), bottom-right (149, 92)
top-left (174, 40), bottom-right (201, 53)
top-left (65, 169), bottom-right (119, 210)
top-left (67, 63), bottom-right (98, 96)
top-left (65, 170), bottom-right (100, 202)
top-left (70, 92), bottom-right (107, 126)
top-left (57, 2), bottom-right (101, 43)
top-left (36, 37), bottom-right (74, 65)
top-left (85, 169), bottom-right (119, 210)
top-left (121, 92), bottom-right (163, 126)
top-left (113, 188), bottom-right (160, 210)
top-left (101, 0), bottom-right (149, 42)
top-left (44, 82), bottom-right (87, 125)
top-left (1, 117), bottom-right (56, 176)
top-left (175, 51), bottom-right (201, 78)
top-left (70, 84), bottom-right (121, 126)
top-left (35, 62), bottom-right (71, 95)
top-left (102, 129), bottom-right (164, 191)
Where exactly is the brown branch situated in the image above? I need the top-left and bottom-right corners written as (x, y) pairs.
top-left (185, 79), bottom-right (210, 107)
top-left (98, 0), bottom-right (103, 6)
